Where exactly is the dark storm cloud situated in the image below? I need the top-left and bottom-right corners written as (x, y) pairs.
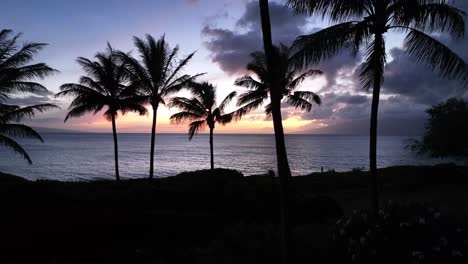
top-left (202, 0), bottom-right (307, 74)
top-left (383, 46), bottom-right (467, 105)
top-left (202, 1), bottom-right (359, 80)
top-left (301, 92), bottom-right (428, 135)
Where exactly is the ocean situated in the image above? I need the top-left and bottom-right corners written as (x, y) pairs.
top-left (0, 133), bottom-right (449, 181)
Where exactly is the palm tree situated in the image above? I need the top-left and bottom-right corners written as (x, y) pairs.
top-left (56, 44), bottom-right (147, 181)
top-left (258, 1), bottom-right (319, 263)
top-left (170, 81), bottom-right (236, 170)
top-left (117, 34), bottom-right (202, 180)
top-left (287, 0), bottom-right (468, 216)
top-left (235, 43), bottom-right (322, 124)
top-left (0, 29), bottom-right (57, 100)
top-left (0, 29), bottom-right (58, 164)
top-left (235, 37), bottom-right (320, 264)
top-left (0, 104), bottom-right (58, 163)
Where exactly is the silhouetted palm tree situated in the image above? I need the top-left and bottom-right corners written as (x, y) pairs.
top-left (258, 1), bottom-right (320, 263)
top-left (170, 81), bottom-right (236, 170)
top-left (235, 40), bottom-right (321, 264)
top-left (0, 104), bottom-right (57, 163)
top-left (235, 44), bottom-right (322, 120)
top-left (287, 0), bottom-right (467, 216)
top-left (117, 35), bottom-right (202, 180)
top-left (0, 29), bottom-right (58, 164)
top-left (56, 44), bottom-right (147, 181)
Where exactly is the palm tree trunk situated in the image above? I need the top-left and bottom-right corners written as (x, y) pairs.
top-left (259, 1), bottom-right (291, 263)
top-left (149, 106), bottom-right (158, 180)
top-left (111, 115), bottom-right (120, 181)
top-left (369, 34), bottom-right (383, 217)
top-left (209, 126), bottom-right (214, 170)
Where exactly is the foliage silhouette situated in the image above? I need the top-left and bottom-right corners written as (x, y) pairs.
top-left (170, 81), bottom-right (236, 170)
top-left (287, 0), bottom-right (468, 217)
top-left (235, 43), bottom-right (322, 119)
top-left (117, 34), bottom-right (202, 180)
top-left (0, 29), bottom-right (58, 164)
top-left (410, 98), bottom-right (468, 158)
top-left (56, 44), bottom-right (147, 181)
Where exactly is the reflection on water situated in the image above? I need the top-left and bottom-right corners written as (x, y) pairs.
top-left (0, 133), bottom-right (451, 180)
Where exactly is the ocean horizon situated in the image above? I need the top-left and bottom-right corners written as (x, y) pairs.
top-left (0, 133), bottom-right (452, 181)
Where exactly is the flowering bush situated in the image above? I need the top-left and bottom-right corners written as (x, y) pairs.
top-left (333, 201), bottom-right (468, 263)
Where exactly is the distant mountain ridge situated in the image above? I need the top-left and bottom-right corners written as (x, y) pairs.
top-left (32, 127), bottom-right (85, 133)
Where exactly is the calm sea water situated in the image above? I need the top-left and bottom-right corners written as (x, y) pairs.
top-left (0, 133), bottom-right (449, 181)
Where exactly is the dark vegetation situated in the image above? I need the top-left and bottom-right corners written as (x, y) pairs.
top-left (2, 165), bottom-right (468, 263)
top-left (411, 98), bottom-right (468, 158)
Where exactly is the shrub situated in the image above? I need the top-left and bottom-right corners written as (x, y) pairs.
top-left (194, 222), bottom-right (280, 264)
top-left (333, 201), bottom-right (468, 263)
top-left (169, 169), bottom-right (244, 185)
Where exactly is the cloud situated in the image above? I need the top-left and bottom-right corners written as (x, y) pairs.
top-left (202, 1), bottom-right (313, 75)
top-left (382, 0), bottom-right (468, 105)
top-left (7, 93), bottom-right (57, 106)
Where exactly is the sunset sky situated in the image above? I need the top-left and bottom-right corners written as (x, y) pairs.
top-left (3, 0), bottom-right (468, 135)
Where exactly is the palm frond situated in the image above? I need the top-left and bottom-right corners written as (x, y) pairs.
top-left (0, 103), bottom-right (59, 123)
top-left (218, 91), bottom-right (237, 112)
top-left (162, 73), bottom-right (205, 97)
top-left (237, 88), bottom-right (268, 107)
top-left (0, 124), bottom-right (43, 142)
top-left (288, 70), bottom-right (323, 90)
top-left (392, 1), bottom-right (466, 39)
top-left (0, 134), bottom-right (32, 164)
top-left (403, 29), bottom-right (468, 84)
top-left (188, 120), bottom-right (206, 140)
top-left (64, 104), bottom-right (104, 122)
top-left (290, 22), bottom-right (358, 69)
top-left (293, 91), bottom-right (321, 104)
top-left (234, 98), bottom-right (265, 120)
top-left (170, 97), bottom-right (206, 115)
top-left (1, 42), bottom-right (48, 68)
top-left (287, 0), bottom-right (370, 22)
top-left (163, 52), bottom-right (196, 87)
top-left (170, 111), bottom-right (203, 125)
top-left (234, 75), bottom-right (264, 90)
top-left (216, 112), bottom-right (234, 125)
top-left (359, 36), bottom-right (387, 91)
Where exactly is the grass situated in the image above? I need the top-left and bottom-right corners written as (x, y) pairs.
top-left (1, 164), bottom-right (468, 263)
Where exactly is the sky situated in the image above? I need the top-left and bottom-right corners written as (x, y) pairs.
top-left (3, 0), bottom-right (468, 135)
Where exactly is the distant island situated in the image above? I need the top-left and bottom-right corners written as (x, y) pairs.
top-left (31, 127), bottom-right (87, 134)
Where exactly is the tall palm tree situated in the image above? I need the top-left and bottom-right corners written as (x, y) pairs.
top-left (117, 34), bottom-right (202, 180)
top-left (169, 81), bottom-right (236, 170)
top-left (0, 29), bottom-right (58, 164)
top-left (236, 34), bottom-right (321, 264)
top-left (56, 44), bottom-right (147, 181)
top-left (259, 1), bottom-right (318, 263)
top-left (235, 43), bottom-right (322, 124)
top-left (287, 0), bottom-right (468, 216)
